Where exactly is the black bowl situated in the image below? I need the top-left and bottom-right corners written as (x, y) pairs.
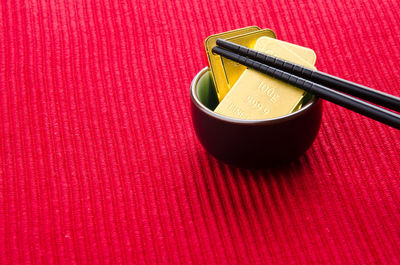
top-left (190, 67), bottom-right (323, 167)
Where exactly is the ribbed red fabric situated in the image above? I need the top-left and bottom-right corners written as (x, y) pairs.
top-left (1, 0), bottom-right (400, 264)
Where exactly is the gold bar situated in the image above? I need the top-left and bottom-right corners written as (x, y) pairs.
top-left (205, 27), bottom-right (277, 102)
top-left (222, 33), bottom-right (317, 93)
top-left (214, 36), bottom-right (316, 120)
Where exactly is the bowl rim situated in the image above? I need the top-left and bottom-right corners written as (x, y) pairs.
top-left (190, 67), bottom-right (320, 125)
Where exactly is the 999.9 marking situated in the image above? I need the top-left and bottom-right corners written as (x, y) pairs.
top-left (247, 95), bottom-right (270, 114)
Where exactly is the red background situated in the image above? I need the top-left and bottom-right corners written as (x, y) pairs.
top-left (1, 0), bottom-right (400, 264)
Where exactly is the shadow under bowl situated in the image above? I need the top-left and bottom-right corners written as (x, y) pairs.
top-left (190, 67), bottom-right (323, 168)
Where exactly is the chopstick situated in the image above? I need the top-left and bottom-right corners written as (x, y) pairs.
top-left (212, 45), bottom-right (400, 130)
top-left (216, 38), bottom-right (400, 112)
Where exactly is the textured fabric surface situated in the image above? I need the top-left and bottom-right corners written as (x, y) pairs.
top-left (1, 0), bottom-right (400, 264)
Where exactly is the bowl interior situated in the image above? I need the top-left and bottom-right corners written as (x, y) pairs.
top-left (195, 70), bottom-right (219, 111)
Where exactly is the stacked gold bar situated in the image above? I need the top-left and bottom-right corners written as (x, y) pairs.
top-left (205, 27), bottom-right (317, 120)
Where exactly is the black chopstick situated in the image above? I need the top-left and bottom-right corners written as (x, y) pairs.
top-left (216, 38), bottom-right (400, 112)
top-left (212, 46), bottom-right (400, 130)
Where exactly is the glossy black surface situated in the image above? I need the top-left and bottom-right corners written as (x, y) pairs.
top-left (190, 68), bottom-right (323, 168)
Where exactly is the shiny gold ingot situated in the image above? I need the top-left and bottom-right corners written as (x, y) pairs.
top-left (222, 32), bottom-right (316, 96)
top-left (205, 27), bottom-right (275, 102)
top-left (214, 37), bottom-right (316, 120)
top-left (217, 29), bottom-right (276, 100)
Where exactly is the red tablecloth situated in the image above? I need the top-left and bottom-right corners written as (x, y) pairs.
top-left (1, 0), bottom-right (400, 264)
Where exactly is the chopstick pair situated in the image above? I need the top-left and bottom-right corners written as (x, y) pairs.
top-left (212, 39), bottom-right (400, 130)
